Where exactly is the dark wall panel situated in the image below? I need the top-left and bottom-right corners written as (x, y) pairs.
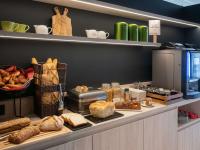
top-left (0, 40), bottom-right (153, 88)
top-left (0, 0), bottom-right (185, 90)
top-left (182, 4), bottom-right (200, 23)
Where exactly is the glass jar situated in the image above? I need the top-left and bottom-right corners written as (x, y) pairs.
top-left (102, 83), bottom-right (113, 102)
top-left (124, 88), bottom-right (130, 102)
top-left (130, 96), bottom-right (141, 110)
top-left (111, 82), bottom-right (122, 103)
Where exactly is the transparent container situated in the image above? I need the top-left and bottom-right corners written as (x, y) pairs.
top-left (111, 82), bottom-right (122, 103)
top-left (102, 83), bottom-right (113, 102)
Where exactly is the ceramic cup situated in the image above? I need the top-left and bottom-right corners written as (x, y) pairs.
top-left (0, 21), bottom-right (19, 32)
top-left (15, 24), bottom-right (30, 33)
top-left (85, 29), bottom-right (98, 38)
top-left (97, 31), bottom-right (109, 39)
top-left (34, 25), bottom-right (52, 34)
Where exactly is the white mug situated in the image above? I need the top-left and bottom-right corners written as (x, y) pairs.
top-left (97, 31), bottom-right (109, 39)
top-left (85, 29), bottom-right (98, 38)
top-left (34, 25), bottom-right (52, 35)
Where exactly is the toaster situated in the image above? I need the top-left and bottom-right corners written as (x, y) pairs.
top-left (66, 88), bottom-right (107, 115)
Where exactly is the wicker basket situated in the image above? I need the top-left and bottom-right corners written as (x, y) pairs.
top-left (33, 62), bottom-right (67, 118)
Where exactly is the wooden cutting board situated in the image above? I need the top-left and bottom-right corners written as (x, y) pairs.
top-left (52, 7), bottom-right (72, 36)
top-left (0, 127), bottom-right (71, 150)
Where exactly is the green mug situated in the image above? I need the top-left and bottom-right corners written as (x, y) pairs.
top-left (0, 21), bottom-right (19, 32)
top-left (15, 24), bottom-right (30, 33)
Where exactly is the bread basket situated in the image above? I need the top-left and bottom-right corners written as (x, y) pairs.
top-left (33, 62), bottom-right (67, 118)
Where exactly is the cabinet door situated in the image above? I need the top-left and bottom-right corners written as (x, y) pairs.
top-left (46, 136), bottom-right (92, 150)
top-left (93, 120), bottom-right (143, 150)
top-left (178, 122), bottom-right (200, 150)
top-left (144, 109), bottom-right (177, 150)
top-left (119, 120), bottom-right (143, 150)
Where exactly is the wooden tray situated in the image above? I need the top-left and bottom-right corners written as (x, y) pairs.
top-left (0, 127), bottom-right (71, 150)
top-left (147, 92), bottom-right (183, 101)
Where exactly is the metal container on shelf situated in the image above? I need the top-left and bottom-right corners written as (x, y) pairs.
top-left (139, 25), bottom-right (148, 42)
top-left (128, 24), bottom-right (138, 41)
top-left (114, 22), bottom-right (128, 40)
top-left (66, 88), bottom-right (107, 115)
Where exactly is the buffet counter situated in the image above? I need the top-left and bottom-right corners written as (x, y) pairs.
top-left (2, 97), bottom-right (198, 150)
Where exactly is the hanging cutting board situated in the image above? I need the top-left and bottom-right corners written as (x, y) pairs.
top-left (52, 7), bottom-right (72, 36)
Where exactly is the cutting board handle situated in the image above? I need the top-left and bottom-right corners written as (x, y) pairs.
top-left (54, 7), bottom-right (61, 15)
top-left (63, 8), bottom-right (68, 16)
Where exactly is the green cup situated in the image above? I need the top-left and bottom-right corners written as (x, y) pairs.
top-left (15, 24), bottom-right (30, 33)
top-left (0, 21), bottom-right (19, 32)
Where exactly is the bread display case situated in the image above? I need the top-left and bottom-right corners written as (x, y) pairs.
top-left (66, 88), bottom-right (107, 115)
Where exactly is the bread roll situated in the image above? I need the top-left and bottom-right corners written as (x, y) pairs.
top-left (8, 126), bottom-right (40, 144)
top-left (39, 116), bottom-right (64, 132)
top-left (89, 101), bottom-right (115, 118)
top-left (0, 118), bottom-right (31, 134)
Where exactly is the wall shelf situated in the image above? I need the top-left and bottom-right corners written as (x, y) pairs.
top-left (34, 0), bottom-right (200, 28)
top-left (0, 31), bottom-right (160, 47)
top-left (178, 118), bottom-right (200, 131)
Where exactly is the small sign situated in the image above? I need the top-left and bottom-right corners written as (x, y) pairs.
top-left (149, 20), bottom-right (161, 35)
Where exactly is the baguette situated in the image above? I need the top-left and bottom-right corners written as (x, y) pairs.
top-left (8, 126), bottom-right (40, 144)
top-left (31, 57), bottom-right (38, 65)
top-left (0, 118), bottom-right (31, 134)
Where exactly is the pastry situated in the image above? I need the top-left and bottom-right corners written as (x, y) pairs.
top-left (61, 113), bottom-right (88, 127)
top-left (0, 69), bottom-right (9, 77)
top-left (115, 101), bottom-right (141, 110)
top-left (75, 85), bottom-right (88, 93)
top-left (8, 126), bottom-right (40, 144)
top-left (0, 118), bottom-right (31, 134)
top-left (39, 115), bottom-right (64, 132)
top-left (5, 66), bottom-right (16, 72)
top-left (89, 101), bottom-right (115, 118)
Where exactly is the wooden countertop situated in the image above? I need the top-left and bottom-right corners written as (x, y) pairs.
top-left (1, 97), bottom-right (200, 150)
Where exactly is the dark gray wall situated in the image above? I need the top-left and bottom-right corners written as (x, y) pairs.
top-left (182, 4), bottom-right (200, 23)
top-left (182, 5), bottom-right (200, 47)
top-left (0, 0), bottom-right (186, 92)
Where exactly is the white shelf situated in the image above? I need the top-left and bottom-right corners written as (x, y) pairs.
top-left (34, 0), bottom-right (200, 28)
top-left (178, 118), bottom-right (200, 131)
top-left (0, 31), bottom-right (160, 47)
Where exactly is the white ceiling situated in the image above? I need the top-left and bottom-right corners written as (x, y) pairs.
top-left (163, 0), bottom-right (200, 6)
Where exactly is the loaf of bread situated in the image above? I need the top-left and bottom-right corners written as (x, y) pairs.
top-left (39, 115), bottom-right (64, 132)
top-left (0, 118), bottom-right (31, 134)
top-left (62, 113), bottom-right (88, 127)
top-left (89, 101), bottom-right (115, 118)
top-left (8, 126), bottom-right (40, 144)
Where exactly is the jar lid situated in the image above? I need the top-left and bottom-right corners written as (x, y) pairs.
top-left (111, 82), bottom-right (120, 87)
top-left (102, 83), bottom-right (111, 89)
top-left (124, 88), bottom-right (129, 92)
